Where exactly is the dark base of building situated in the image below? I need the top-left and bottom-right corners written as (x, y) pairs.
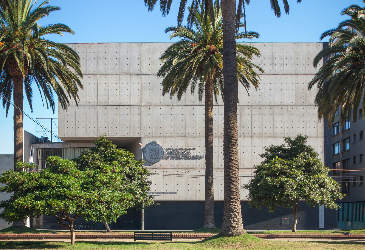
top-left (144, 201), bottom-right (338, 230)
top-left (31, 201), bottom-right (338, 230)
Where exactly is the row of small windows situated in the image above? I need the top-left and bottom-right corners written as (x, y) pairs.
top-left (333, 131), bottom-right (364, 155)
top-left (332, 155), bottom-right (364, 172)
top-left (342, 176), bottom-right (364, 193)
top-left (332, 119), bottom-right (351, 136)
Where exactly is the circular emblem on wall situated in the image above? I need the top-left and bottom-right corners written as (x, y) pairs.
top-left (142, 141), bottom-right (164, 164)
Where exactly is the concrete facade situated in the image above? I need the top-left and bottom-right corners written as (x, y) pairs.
top-left (58, 42), bottom-right (327, 203)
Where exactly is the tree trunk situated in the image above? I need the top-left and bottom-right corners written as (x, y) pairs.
top-left (204, 76), bottom-right (215, 229)
top-left (103, 221), bottom-right (112, 232)
top-left (13, 76), bottom-right (23, 171)
top-left (70, 222), bottom-right (76, 245)
top-left (292, 203), bottom-right (298, 232)
top-left (220, 0), bottom-right (243, 236)
top-left (12, 76), bottom-right (25, 228)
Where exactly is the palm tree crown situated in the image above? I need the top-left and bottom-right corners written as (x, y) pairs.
top-left (309, 1), bottom-right (365, 125)
top-left (0, 0), bottom-right (83, 114)
top-left (158, 7), bottom-right (262, 101)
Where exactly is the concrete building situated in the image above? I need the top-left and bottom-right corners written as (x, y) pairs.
top-left (43, 42), bottom-right (336, 230)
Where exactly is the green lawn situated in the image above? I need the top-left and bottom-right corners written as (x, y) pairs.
top-left (0, 234), bottom-right (364, 249)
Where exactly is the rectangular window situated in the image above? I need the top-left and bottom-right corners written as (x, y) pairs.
top-left (360, 176), bottom-right (364, 186)
top-left (353, 134), bottom-right (357, 143)
top-left (333, 142), bottom-right (340, 155)
top-left (342, 159), bottom-right (350, 169)
top-left (333, 122), bottom-right (340, 136)
top-left (332, 162), bottom-right (340, 175)
top-left (353, 177), bottom-right (357, 187)
top-left (342, 138), bottom-right (350, 151)
top-left (342, 180), bottom-right (350, 193)
top-left (353, 156), bottom-right (357, 165)
top-left (361, 154), bottom-right (363, 163)
top-left (360, 108), bottom-right (363, 119)
top-left (343, 119), bottom-right (350, 131)
top-left (360, 131), bottom-right (364, 141)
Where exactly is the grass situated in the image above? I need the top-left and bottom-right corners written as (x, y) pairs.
top-left (0, 226), bottom-right (59, 234)
top-left (248, 229), bottom-right (365, 235)
top-left (0, 234), bottom-right (364, 249)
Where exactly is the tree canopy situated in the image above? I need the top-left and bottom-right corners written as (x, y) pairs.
top-left (0, 137), bottom-right (153, 244)
top-left (308, 0), bottom-right (365, 125)
top-left (244, 135), bottom-right (344, 232)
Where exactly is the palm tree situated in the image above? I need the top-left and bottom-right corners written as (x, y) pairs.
top-left (0, 0), bottom-right (83, 173)
top-left (309, 1), bottom-right (365, 125)
top-left (144, 0), bottom-right (302, 236)
top-left (158, 3), bottom-right (262, 229)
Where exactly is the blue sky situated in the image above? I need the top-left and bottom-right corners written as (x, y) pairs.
top-left (0, 0), bottom-right (363, 154)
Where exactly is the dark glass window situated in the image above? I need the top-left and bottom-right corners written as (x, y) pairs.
top-left (333, 142), bottom-right (340, 155)
top-left (342, 138), bottom-right (350, 151)
top-left (333, 122), bottom-right (340, 136)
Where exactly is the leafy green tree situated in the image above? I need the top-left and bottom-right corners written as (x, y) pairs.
top-left (0, 137), bottom-right (153, 245)
top-left (244, 135), bottom-right (344, 232)
top-left (309, 1), bottom-right (365, 125)
top-left (0, 0), bottom-right (83, 172)
top-left (144, 0), bottom-right (302, 236)
top-left (158, 3), bottom-right (262, 229)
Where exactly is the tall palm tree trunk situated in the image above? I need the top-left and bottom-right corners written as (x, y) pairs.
top-left (12, 76), bottom-right (26, 228)
top-left (13, 76), bottom-right (23, 171)
top-left (204, 76), bottom-right (215, 229)
top-left (221, 0), bottom-right (243, 236)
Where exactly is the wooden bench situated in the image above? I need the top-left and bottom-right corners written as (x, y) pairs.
top-left (134, 232), bottom-right (172, 241)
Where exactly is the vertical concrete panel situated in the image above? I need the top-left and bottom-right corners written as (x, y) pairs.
top-left (261, 43), bottom-right (273, 74)
top-left (163, 106), bottom-right (175, 137)
top-left (75, 107), bottom-right (87, 137)
top-left (239, 80), bottom-right (252, 105)
top-left (130, 43), bottom-right (141, 74)
top-left (97, 75), bottom-right (109, 105)
top-left (58, 108), bottom-right (66, 137)
top-left (86, 106), bottom-right (98, 137)
top-left (196, 106), bottom-right (205, 138)
top-left (213, 106), bottom-right (219, 136)
top-left (120, 74), bottom-right (131, 105)
top-left (73, 44), bottom-right (87, 74)
top-left (284, 43), bottom-right (295, 74)
top-left (262, 106), bottom-right (274, 137)
top-left (84, 75), bottom-right (98, 105)
top-left (152, 106), bottom-right (163, 137)
top-left (307, 106), bottom-right (318, 137)
top-left (64, 107), bottom-right (76, 137)
top-left (214, 168), bottom-right (224, 201)
top-left (108, 43), bottom-right (120, 74)
top-left (130, 106), bottom-right (141, 136)
top-left (141, 106), bottom-right (153, 137)
top-left (285, 76), bottom-right (295, 105)
top-left (251, 137), bottom-right (263, 167)
top-left (240, 137), bottom-right (252, 169)
top-left (119, 43), bottom-right (131, 74)
top-left (239, 106), bottom-right (252, 137)
top-left (175, 106), bottom-right (186, 137)
top-left (252, 107), bottom-right (263, 137)
top-left (86, 44), bottom-right (98, 74)
top-left (286, 106), bottom-right (296, 137)
top-left (273, 43), bottom-right (284, 74)
top-left (295, 75), bottom-right (306, 105)
top-left (108, 75), bottom-right (120, 105)
top-left (119, 106), bottom-right (131, 136)
top-left (260, 81), bottom-right (271, 105)
top-left (274, 106), bottom-right (286, 137)
top-left (141, 75), bottom-right (152, 106)
top-left (185, 106), bottom-right (197, 137)
top-left (97, 44), bottom-right (109, 74)
top-left (130, 75), bottom-right (142, 105)
top-left (109, 106), bottom-right (120, 136)
top-left (97, 106), bottom-right (109, 135)
top-left (296, 106), bottom-right (307, 135)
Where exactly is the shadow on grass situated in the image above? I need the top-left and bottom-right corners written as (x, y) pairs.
top-left (310, 240), bottom-right (365, 246)
top-left (0, 240), bottom-right (201, 249)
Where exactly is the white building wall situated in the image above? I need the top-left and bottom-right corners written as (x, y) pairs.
top-left (59, 42), bottom-right (325, 201)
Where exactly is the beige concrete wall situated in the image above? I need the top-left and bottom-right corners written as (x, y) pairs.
top-left (59, 42), bottom-right (325, 201)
